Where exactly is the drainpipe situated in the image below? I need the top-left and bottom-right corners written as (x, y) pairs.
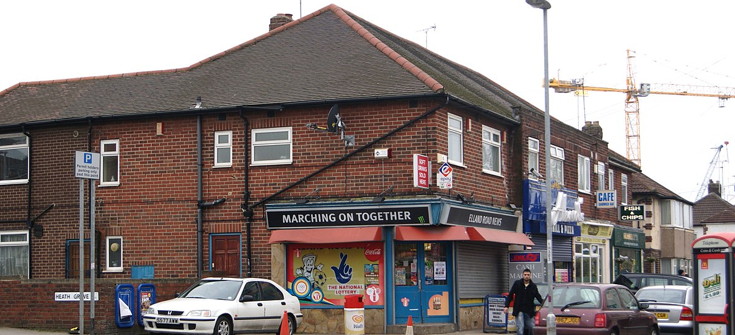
top-left (22, 126), bottom-right (32, 279)
top-left (239, 112), bottom-right (253, 277)
top-left (196, 115), bottom-right (203, 278)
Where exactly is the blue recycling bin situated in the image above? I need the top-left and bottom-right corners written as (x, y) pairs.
top-left (115, 284), bottom-right (135, 328)
top-left (138, 283), bottom-right (157, 327)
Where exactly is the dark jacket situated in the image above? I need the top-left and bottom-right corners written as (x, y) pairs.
top-left (505, 279), bottom-right (544, 317)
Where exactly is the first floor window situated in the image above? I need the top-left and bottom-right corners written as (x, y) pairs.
top-left (528, 137), bottom-right (539, 179)
top-left (482, 126), bottom-right (501, 175)
top-left (0, 134), bottom-right (29, 185)
top-left (550, 145), bottom-right (565, 185)
top-left (0, 231), bottom-right (29, 277)
top-left (106, 236), bottom-right (123, 272)
top-left (621, 174), bottom-right (629, 204)
top-left (597, 162), bottom-right (606, 191)
top-left (578, 155), bottom-right (590, 193)
top-left (252, 128), bottom-right (292, 165)
top-left (447, 113), bottom-right (463, 165)
top-left (100, 139), bottom-right (120, 185)
top-left (214, 131), bottom-right (233, 167)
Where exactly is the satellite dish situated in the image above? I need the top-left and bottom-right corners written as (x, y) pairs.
top-left (326, 104), bottom-right (340, 133)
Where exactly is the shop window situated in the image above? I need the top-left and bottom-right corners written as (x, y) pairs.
top-left (0, 231), bottom-right (28, 277)
top-left (0, 134), bottom-right (29, 185)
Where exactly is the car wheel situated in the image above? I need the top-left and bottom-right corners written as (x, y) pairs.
top-left (213, 315), bottom-right (233, 335)
top-left (648, 327), bottom-right (659, 335)
top-left (609, 329), bottom-right (618, 335)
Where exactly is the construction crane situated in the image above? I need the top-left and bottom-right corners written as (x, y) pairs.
top-left (696, 142), bottom-right (729, 200)
top-left (549, 49), bottom-right (735, 167)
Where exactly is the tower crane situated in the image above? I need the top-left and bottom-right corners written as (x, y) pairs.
top-left (549, 49), bottom-right (735, 167)
top-left (696, 142), bottom-right (729, 200)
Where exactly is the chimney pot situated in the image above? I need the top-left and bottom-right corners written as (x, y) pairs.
top-left (582, 120), bottom-right (604, 140)
top-left (269, 13), bottom-right (294, 31)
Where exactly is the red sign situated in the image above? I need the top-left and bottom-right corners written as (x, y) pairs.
top-left (413, 154), bottom-right (429, 188)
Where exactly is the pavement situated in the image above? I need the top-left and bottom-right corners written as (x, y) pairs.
top-left (0, 328), bottom-right (499, 335)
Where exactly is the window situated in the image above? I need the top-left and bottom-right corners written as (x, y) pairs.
top-left (447, 113), bottom-right (463, 165)
top-left (252, 128), bottom-right (292, 165)
top-left (482, 126), bottom-right (501, 175)
top-left (608, 168), bottom-right (615, 190)
top-left (528, 138), bottom-right (539, 179)
top-left (260, 281), bottom-right (285, 300)
top-left (578, 155), bottom-right (590, 193)
top-left (106, 236), bottom-right (123, 272)
top-left (214, 131), bottom-right (232, 167)
top-left (550, 145), bottom-right (565, 184)
top-left (621, 174), bottom-right (628, 204)
top-left (0, 134), bottom-right (29, 185)
top-left (100, 139), bottom-right (119, 185)
top-left (597, 162), bottom-right (606, 191)
top-left (0, 231), bottom-right (28, 277)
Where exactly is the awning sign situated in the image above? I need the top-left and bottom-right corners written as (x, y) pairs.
top-left (267, 205), bottom-right (432, 228)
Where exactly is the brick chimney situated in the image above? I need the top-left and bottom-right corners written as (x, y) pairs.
top-left (708, 179), bottom-right (722, 196)
top-left (269, 13), bottom-right (293, 31)
top-left (582, 121), bottom-right (603, 140)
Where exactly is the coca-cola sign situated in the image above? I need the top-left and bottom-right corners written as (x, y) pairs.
top-left (364, 243), bottom-right (382, 262)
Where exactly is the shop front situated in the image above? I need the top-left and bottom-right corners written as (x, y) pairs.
top-left (522, 180), bottom-right (583, 286)
top-left (266, 199), bottom-right (532, 332)
top-left (575, 221), bottom-right (614, 283)
top-left (611, 225), bottom-right (645, 279)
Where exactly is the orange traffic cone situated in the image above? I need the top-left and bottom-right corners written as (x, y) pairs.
top-left (405, 315), bottom-right (414, 335)
top-left (279, 310), bottom-right (290, 335)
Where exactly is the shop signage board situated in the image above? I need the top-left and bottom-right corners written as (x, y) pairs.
top-left (437, 162), bottom-right (453, 189)
top-left (413, 154), bottom-right (430, 189)
top-left (441, 205), bottom-right (517, 231)
top-left (266, 205), bottom-right (433, 228)
top-left (619, 205), bottom-right (645, 221)
top-left (595, 190), bottom-right (616, 208)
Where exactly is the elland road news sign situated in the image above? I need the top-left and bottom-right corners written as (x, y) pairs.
top-left (619, 205), bottom-right (645, 221)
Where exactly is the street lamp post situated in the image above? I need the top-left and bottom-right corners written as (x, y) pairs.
top-left (526, 1), bottom-right (556, 334)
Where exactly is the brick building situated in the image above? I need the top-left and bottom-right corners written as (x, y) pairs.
top-left (0, 4), bottom-right (657, 334)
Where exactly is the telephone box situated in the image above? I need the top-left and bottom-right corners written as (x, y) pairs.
top-left (691, 232), bottom-right (735, 335)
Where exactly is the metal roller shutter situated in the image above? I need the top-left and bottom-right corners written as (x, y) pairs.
top-left (456, 241), bottom-right (508, 298)
top-left (530, 235), bottom-right (573, 261)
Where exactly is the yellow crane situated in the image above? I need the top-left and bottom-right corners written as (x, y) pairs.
top-left (549, 49), bottom-right (735, 167)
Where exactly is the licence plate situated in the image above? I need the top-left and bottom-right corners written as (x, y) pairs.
top-left (556, 316), bottom-right (580, 325)
top-left (156, 317), bottom-right (179, 324)
top-left (654, 312), bottom-right (669, 319)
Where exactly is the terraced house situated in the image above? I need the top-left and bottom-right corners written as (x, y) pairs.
top-left (0, 4), bottom-right (658, 334)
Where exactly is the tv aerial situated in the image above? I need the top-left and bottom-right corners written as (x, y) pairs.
top-left (306, 104), bottom-right (355, 147)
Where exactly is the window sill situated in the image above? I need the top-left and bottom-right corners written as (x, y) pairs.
top-left (98, 183), bottom-right (120, 188)
top-left (213, 164), bottom-right (232, 169)
top-left (103, 269), bottom-right (124, 273)
top-left (250, 161), bottom-right (293, 167)
top-left (482, 170), bottom-right (503, 178)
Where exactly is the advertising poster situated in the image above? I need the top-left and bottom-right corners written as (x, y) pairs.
top-left (287, 242), bottom-right (384, 306)
top-left (697, 257), bottom-right (726, 314)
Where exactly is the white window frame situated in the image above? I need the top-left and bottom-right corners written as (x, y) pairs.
top-left (597, 162), bottom-right (606, 191)
top-left (214, 131), bottom-right (233, 168)
top-left (100, 139), bottom-right (120, 186)
top-left (447, 113), bottom-right (463, 166)
top-left (0, 133), bottom-right (29, 185)
top-left (578, 155), bottom-right (591, 193)
top-left (550, 145), bottom-right (565, 185)
top-left (608, 168), bottom-right (615, 190)
top-left (0, 230), bottom-right (29, 278)
top-left (482, 126), bottom-right (502, 175)
top-left (621, 174), bottom-right (629, 205)
top-left (105, 236), bottom-right (123, 272)
top-left (251, 127), bottom-right (292, 166)
top-left (528, 137), bottom-right (540, 179)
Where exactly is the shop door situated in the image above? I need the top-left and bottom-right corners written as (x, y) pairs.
top-left (212, 235), bottom-right (240, 277)
top-left (394, 242), bottom-right (452, 324)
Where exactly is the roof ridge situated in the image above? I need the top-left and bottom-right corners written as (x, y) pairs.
top-left (328, 5), bottom-right (443, 93)
top-left (0, 5), bottom-right (335, 98)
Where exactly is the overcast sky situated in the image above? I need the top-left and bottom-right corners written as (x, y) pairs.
top-left (3, 0), bottom-right (735, 203)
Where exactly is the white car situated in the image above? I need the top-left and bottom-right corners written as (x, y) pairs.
top-left (143, 277), bottom-right (302, 335)
top-left (635, 285), bottom-right (694, 334)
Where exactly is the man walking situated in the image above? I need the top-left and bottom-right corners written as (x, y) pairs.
top-left (503, 268), bottom-right (544, 335)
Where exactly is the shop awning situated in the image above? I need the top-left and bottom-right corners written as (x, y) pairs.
top-left (467, 227), bottom-right (534, 246)
top-left (395, 225), bottom-right (534, 246)
top-left (395, 225), bottom-right (471, 241)
top-left (268, 226), bottom-right (382, 244)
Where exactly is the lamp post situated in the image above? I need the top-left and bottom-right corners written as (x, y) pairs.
top-left (526, 0), bottom-right (556, 334)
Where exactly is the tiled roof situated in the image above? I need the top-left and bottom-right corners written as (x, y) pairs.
top-left (630, 172), bottom-right (691, 204)
top-left (0, 4), bottom-right (521, 129)
top-left (693, 192), bottom-right (735, 225)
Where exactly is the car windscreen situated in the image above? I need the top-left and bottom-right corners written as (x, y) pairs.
top-left (181, 280), bottom-right (243, 300)
top-left (636, 288), bottom-right (687, 304)
top-left (552, 286), bottom-right (600, 308)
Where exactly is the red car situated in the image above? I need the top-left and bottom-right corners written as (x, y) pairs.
top-left (533, 283), bottom-right (659, 335)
